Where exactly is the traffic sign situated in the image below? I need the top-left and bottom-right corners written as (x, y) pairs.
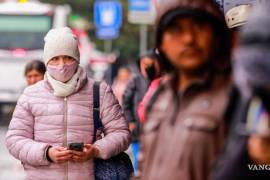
top-left (128, 0), bottom-right (151, 11)
top-left (128, 0), bottom-right (156, 24)
top-left (94, 0), bottom-right (122, 29)
top-left (96, 27), bottom-right (119, 40)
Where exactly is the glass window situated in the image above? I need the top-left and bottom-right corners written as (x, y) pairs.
top-left (0, 15), bottom-right (52, 49)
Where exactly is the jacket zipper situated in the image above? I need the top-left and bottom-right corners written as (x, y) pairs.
top-left (64, 97), bottom-right (68, 180)
top-left (170, 94), bottom-right (180, 125)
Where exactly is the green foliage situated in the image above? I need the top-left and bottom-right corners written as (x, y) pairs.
top-left (40, 0), bottom-right (155, 64)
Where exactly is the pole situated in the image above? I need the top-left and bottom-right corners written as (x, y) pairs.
top-left (103, 40), bottom-right (113, 85)
top-left (104, 40), bottom-right (112, 53)
top-left (139, 24), bottom-right (148, 55)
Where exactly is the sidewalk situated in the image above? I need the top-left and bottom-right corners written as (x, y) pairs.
top-left (0, 126), bottom-right (25, 180)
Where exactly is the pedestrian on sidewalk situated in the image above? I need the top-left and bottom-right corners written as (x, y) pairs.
top-left (123, 49), bottom-right (160, 176)
top-left (24, 60), bottom-right (46, 86)
top-left (213, 2), bottom-right (270, 179)
top-left (5, 27), bottom-right (130, 180)
top-left (140, 0), bottom-right (232, 179)
top-left (112, 66), bottom-right (131, 106)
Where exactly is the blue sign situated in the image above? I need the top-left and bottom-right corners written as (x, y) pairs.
top-left (94, 0), bottom-right (122, 29)
top-left (96, 27), bottom-right (119, 40)
top-left (128, 0), bottom-right (150, 11)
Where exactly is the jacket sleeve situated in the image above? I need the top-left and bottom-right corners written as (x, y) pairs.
top-left (122, 76), bottom-right (136, 123)
top-left (94, 82), bottom-right (131, 159)
top-left (5, 93), bottom-right (50, 166)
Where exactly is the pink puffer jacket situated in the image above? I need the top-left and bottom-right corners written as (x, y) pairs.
top-left (5, 70), bottom-right (131, 180)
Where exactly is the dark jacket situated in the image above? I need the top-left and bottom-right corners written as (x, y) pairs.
top-left (213, 2), bottom-right (270, 179)
top-left (212, 88), bottom-right (270, 180)
top-left (123, 74), bottom-right (148, 141)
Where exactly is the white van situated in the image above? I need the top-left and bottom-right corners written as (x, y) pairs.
top-left (0, 1), bottom-right (70, 105)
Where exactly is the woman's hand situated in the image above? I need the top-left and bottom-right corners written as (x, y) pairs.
top-left (48, 147), bottom-right (73, 163)
top-left (72, 144), bottom-right (100, 162)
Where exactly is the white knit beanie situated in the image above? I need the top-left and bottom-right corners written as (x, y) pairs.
top-left (43, 27), bottom-right (80, 65)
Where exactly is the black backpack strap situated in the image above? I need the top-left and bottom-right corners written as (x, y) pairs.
top-left (93, 81), bottom-right (103, 142)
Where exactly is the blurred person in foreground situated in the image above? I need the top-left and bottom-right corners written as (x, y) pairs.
top-left (123, 50), bottom-right (160, 176)
top-left (24, 60), bottom-right (46, 86)
top-left (112, 66), bottom-right (131, 106)
top-left (213, 2), bottom-right (270, 180)
top-left (5, 27), bottom-right (130, 180)
top-left (140, 0), bottom-right (232, 179)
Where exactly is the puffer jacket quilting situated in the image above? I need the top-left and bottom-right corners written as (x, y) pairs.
top-left (5, 71), bottom-right (130, 180)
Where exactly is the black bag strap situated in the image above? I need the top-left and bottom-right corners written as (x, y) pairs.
top-left (93, 81), bottom-right (103, 142)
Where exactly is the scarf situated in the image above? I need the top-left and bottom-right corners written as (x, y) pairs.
top-left (46, 66), bottom-right (82, 97)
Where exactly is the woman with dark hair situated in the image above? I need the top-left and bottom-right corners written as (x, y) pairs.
top-left (24, 60), bottom-right (46, 86)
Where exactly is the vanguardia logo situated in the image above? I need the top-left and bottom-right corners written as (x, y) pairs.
top-left (248, 164), bottom-right (270, 171)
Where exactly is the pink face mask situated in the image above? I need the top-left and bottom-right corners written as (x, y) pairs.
top-left (47, 62), bottom-right (78, 82)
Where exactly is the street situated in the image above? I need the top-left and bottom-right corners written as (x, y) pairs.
top-left (0, 114), bottom-right (25, 180)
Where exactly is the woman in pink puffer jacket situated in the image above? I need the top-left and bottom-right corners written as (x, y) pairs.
top-left (5, 27), bottom-right (130, 180)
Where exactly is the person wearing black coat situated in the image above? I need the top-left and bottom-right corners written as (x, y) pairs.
top-left (122, 50), bottom-right (159, 176)
top-left (213, 2), bottom-right (270, 179)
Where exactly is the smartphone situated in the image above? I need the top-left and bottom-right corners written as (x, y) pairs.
top-left (68, 142), bottom-right (84, 152)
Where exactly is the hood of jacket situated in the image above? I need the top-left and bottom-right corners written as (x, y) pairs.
top-left (155, 0), bottom-right (232, 74)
